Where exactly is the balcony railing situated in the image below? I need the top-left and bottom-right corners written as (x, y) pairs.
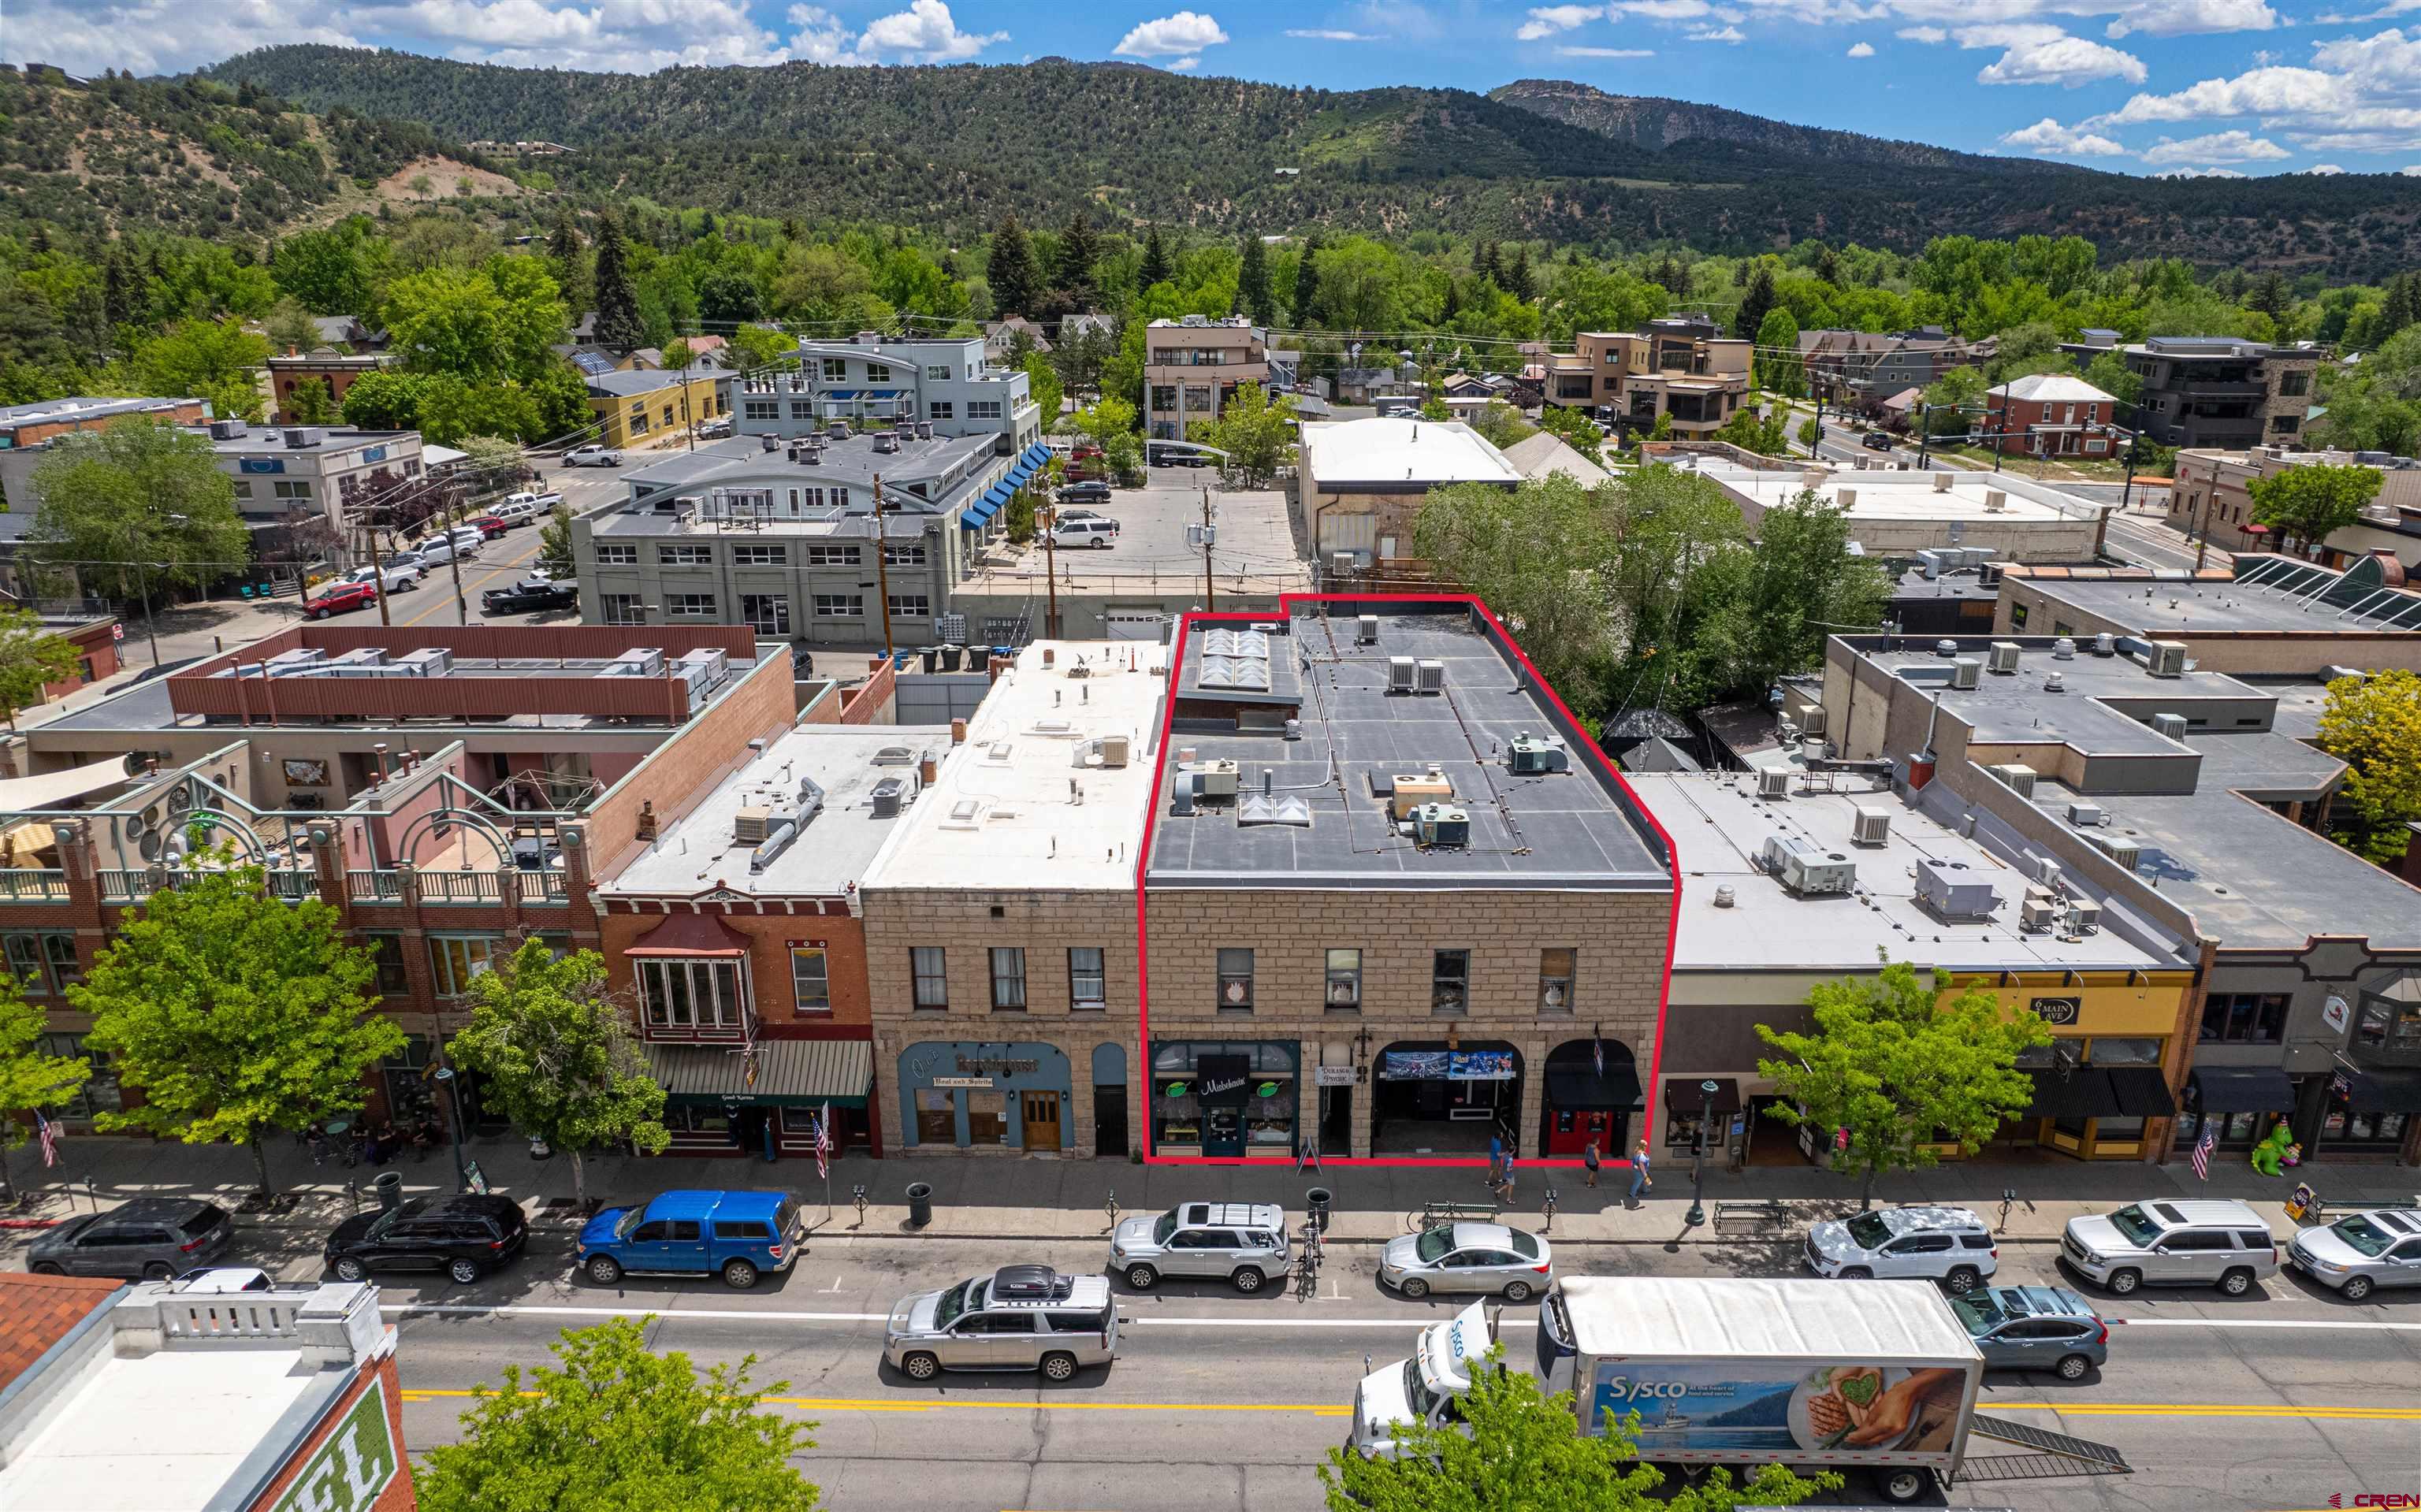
top-left (97, 869), bottom-right (318, 904)
top-left (348, 869), bottom-right (407, 904)
top-left (0, 869), bottom-right (73, 901)
top-left (416, 870), bottom-right (505, 903)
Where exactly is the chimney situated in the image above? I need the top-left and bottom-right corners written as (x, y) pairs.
top-left (988, 656), bottom-right (1012, 683)
top-left (951, 718), bottom-right (968, 745)
top-left (919, 752), bottom-right (939, 785)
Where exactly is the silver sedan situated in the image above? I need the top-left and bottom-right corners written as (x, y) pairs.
top-left (1378, 1222), bottom-right (1556, 1302)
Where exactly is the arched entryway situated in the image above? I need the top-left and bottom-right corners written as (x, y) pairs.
top-left (1541, 1038), bottom-right (1643, 1157)
top-left (1371, 1041), bottom-right (1523, 1156)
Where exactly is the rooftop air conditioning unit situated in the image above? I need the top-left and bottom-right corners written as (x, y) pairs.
top-left (2147, 640), bottom-right (2189, 677)
top-left (1332, 552), bottom-right (1359, 577)
top-left (2085, 832), bottom-right (2140, 872)
top-left (2020, 897), bottom-right (2059, 933)
top-left (1415, 659), bottom-right (1446, 694)
top-left (1978, 562), bottom-right (2005, 588)
top-left (1756, 768), bottom-right (1791, 801)
top-left (1852, 805), bottom-right (1892, 847)
top-left (1100, 735), bottom-right (1131, 768)
top-left (2033, 853), bottom-right (2066, 889)
top-left (734, 807), bottom-right (772, 844)
top-left (1411, 803), bottom-right (1471, 849)
top-left (2066, 900), bottom-right (2103, 934)
top-left (763, 433), bottom-right (781, 451)
top-left (1797, 704), bottom-right (1827, 736)
top-left (1988, 641), bottom-right (2021, 675)
top-left (1195, 759), bottom-right (1240, 798)
top-left (2067, 801), bottom-right (2106, 827)
top-left (1991, 763), bottom-right (2039, 797)
top-left (1933, 471), bottom-right (1954, 493)
top-left (396, 648), bottom-right (453, 678)
top-left (208, 418), bottom-right (247, 440)
top-left (1356, 614), bottom-right (1380, 645)
top-left (1836, 487), bottom-right (1858, 507)
top-left (1951, 656), bottom-right (1981, 690)
top-left (1914, 857), bottom-right (1999, 919)
top-left (1507, 734), bottom-right (1569, 775)
top-left (615, 647), bottom-right (667, 678)
top-left (1390, 768), bottom-right (1455, 819)
top-left (2151, 712), bottom-right (2189, 740)
top-left (282, 427), bottom-right (322, 448)
top-left (1983, 489), bottom-right (2007, 512)
top-left (1389, 656), bottom-right (1417, 693)
top-left (1760, 833), bottom-right (1857, 896)
top-left (870, 775), bottom-right (913, 818)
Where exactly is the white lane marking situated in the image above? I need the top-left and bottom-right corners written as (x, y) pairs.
top-left (2110, 1317), bottom-right (2421, 1332)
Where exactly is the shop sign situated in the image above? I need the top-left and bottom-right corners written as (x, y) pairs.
top-left (1312, 1066), bottom-right (1356, 1087)
top-left (239, 457), bottom-right (288, 474)
top-left (2029, 996), bottom-right (2082, 1027)
top-left (2323, 995), bottom-right (2350, 1033)
top-left (1199, 1074), bottom-right (1250, 1098)
top-left (1449, 1050), bottom-right (1516, 1081)
top-left (1255, 1081), bottom-right (1281, 1098)
top-left (1380, 1049), bottom-right (1450, 1081)
top-left (267, 1382), bottom-right (397, 1512)
top-left (954, 1054), bottom-right (1037, 1077)
top-left (360, 444), bottom-right (387, 463)
top-left (932, 1076), bottom-right (992, 1089)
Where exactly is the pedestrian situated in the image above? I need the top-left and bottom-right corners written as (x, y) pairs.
top-left (306, 1122), bottom-right (328, 1168)
top-left (1583, 1139), bottom-right (1601, 1188)
top-left (1627, 1139), bottom-right (1653, 1209)
top-left (1486, 1133), bottom-right (1504, 1187)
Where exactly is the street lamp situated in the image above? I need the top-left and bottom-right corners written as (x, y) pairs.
top-left (1684, 1079), bottom-right (1718, 1228)
top-left (432, 1066), bottom-right (470, 1192)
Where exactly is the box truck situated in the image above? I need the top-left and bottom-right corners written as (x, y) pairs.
top-left (1534, 1276), bottom-right (1985, 1504)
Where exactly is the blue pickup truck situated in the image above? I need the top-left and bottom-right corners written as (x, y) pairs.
top-left (578, 1190), bottom-right (805, 1289)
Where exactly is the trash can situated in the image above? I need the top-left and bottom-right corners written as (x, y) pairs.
top-left (374, 1171), bottom-right (405, 1213)
top-left (906, 1182), bottom-right (934, 1228)
top-left (1305, 1187), bottom-right (1333, 1234)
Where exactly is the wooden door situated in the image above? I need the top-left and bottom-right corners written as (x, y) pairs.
top-left (1021, 1090), bottom-right (1062, 1153)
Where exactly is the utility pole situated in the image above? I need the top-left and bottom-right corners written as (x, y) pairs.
top-left (1200, 485), bottom-right (1215, 611)
top-left (872, 473), bottom-right (896, 658)
top-left (1041, 490), bottom-right (1060, 639)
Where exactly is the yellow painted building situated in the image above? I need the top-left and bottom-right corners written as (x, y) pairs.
top-left (582, 370), bottom-right (725, 451)
top-left (1943, 969), bottom-right (2200, 1161)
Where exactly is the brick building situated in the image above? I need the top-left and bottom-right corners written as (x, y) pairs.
top-left (1983, 373), bottom-right (2126, 458)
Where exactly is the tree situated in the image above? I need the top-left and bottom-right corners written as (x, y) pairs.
top-left (1921, 365), bottom-right (1988, 437)
top-left (1467, 398), bottom-right (1537, 450)
top-left (2248, 463), bottom-right (2382, 555)
top-left (132, 318), bottom-right (271, 422)
top-left (589, 207), bottom-right (645, 354)
top-left (547, 206), bottom-right (587, 316)
top-left (1319, 1341), bottom-right (1824, 1512)
top-left (1023, 351), bottom-right (1063, 431)
top-left (1798, 416), bottom-right (1822, 451)
top-left (696, 267), bottom-right (765, 328)
top-left (1292, 232), bottom-right (1325, 326)
top-left (1753, 307), bottom-right (1802, 396)
top-left (452, 433), bottom-right (528, 498)
top-left (0, 975), bottom-right (89, 1205)
top-left (1052, 214), bottom-right (1103, 303)
top-left (281, 376), bottom-right (337, 425)
top-left (72, 865), bottom-right (401, 1201)
top-left (446, 940), bottom-right (668, 1209)
top-left (26, 420), bottom-right (251, 602)
top-left (986, 214), bottom-right (1042, 319)
top-left (2315, 667), bottom-right (2421, 864)
top-left (772, 244), bottom-right (873, 325)
top-left (1416, 474), bottom-right (1616, 706)
top-left (1534, 403), bottom-right (1603, 465)
top-left (383, 258), bottom-right (567, 385)
top-left (1196, 381), bottom-right (1298, 486)
top-left (1735, 262), bottom-right (1777, 340)
top-left (1237, 236), bottom-right (1273, 323)
top-left (537, 503), bottom-right (578, 577)
top-left (1504, 245), bottom-right (1535, 303)
top-left (407, 174), bottom-right (434, 202)
top-left (1757, 963), bottom-right (2049, 1209)
top-left (729, 324), bottom-right (798, 373)
top-left (265, 295), bottom-right (319, 354)
top-left (418, 1316), bottom-right (821, 1512)
top-left (2081, 350), bottom-right (2141, 410)
top-left (0, 605), bottom-right (83, 727)
top-left (1140, 225), bottom-right (1172, 290)
top-left (1712, 404), bottom-right (1790, 458)
top-left (340, 369), bottom-right (428, 429)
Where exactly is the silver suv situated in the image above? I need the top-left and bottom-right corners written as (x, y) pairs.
top-left (2062, 1199), bottom-right (2279, 1296)
top-left (1110, 1202), bottom-right (1291, 1293)
top-left (1804, 1206), bottom-right (1999, 1294)
top-left (883, 1265), bottom-right (1120, 1383)
top-left (2287, 1208), bottom-right (2421, 1301)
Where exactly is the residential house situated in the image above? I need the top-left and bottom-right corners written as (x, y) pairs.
top-left (1984, 373), bottom-right (2127, 458)
top-left (2122, 337), bottom-right (2321, 450)
top-left (983, 317), bottom-right (1053, 363)
top-left (1146, 316), bottom-right (1273, 441)
top-left (1539, 317), bottom-right (1751, 436)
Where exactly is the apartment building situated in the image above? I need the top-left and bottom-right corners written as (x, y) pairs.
top-left (860, 641), bottom-right (1166, 1158)
top-left (2170, 446), bottom-right (2421, 570)
top-left (199, 421), bottom-right (427, 542)
top-left (731, 332), bottom-right (1040, 453)
top-left (1991, 554), bottom-right (2421, 678)
top-left (1141, 598), bottom-right (1677, 1161)
top-left (1146, 315), bottom-right (1272, 441)
top-left (582, 368), bottom-right (725, 450)
top-left (2122, 337), bottom-right (2320, 450)
top-left (1983, 373), bottom-right (2127, 458)
top-left (1541, 316), bottom-right (1750, 435)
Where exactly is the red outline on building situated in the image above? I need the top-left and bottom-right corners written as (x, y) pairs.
top-left (1133, 593), bottom-right (1682, 1168)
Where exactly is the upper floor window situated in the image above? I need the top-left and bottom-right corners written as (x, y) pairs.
top-left (1069, 948), bottom-right (1106, 1010)
top-left (428, 935), bottom-right (506, 997)
top-left (2200, 992), bottom-right (2288, 1045)
top-left (790, 947), bottom-right (831, 1013)
top-left (595, 543), bottom-right (638, 566)
top-left (1218, 949), bottom-right (1255, 1012)
top-left (2, 931), bottom-right (81, 996)
top-left (822, 358), bottom-right (847, 381)
top-left (990, 948), bottom-right (1028, 1011)
top-left (659, 544), bottom-right (713, 566)
top-left (638, 957), bottom-right (748, 1034)
top-left (1432, 949), bottom-right (1470, 1015)
top-left (912, 947), bottom-right (949, 1010)
top-left (1326, 949), bottom-right (1361, 1012)
top-left (1540, 949), bottom-right (1576, 1014)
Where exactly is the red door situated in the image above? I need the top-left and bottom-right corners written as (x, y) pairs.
top-left (1545, 1108), bottom-right (1614, 1157)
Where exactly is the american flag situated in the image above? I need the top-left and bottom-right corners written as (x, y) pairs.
top-left (1592, 1035), bottom-right (1605, 1079)
top-left (36, 1113), bottom-right (59, 1169)
top-left (814, 1100), bottom-right (833, 1181)
top-left (2191, 1121), bottom-right (2216, 1180)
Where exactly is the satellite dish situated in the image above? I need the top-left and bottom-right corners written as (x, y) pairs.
top-left (138, 831), bottom-right (162, 862)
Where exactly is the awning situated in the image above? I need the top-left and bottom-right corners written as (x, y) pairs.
top-left (2189, 1066), bottom-right (2297, 1114)
top-left (960, 497), bottom-right (999, 529)
top-left (1006, 462), bottom-right (1036, 487)
top-left (2338, 1067), bottom-right (2421, 1114)
top-left (1662, 1077), bottom-right (1742, 1116)
top-left (0, 756), bottom-right (135, 812)
top-left (627, 912), bottom-right (753, 957)
top-left (1543, 1043), bottom-right (1642, 1112)
top-left (2106, 1067), bottom-right (2177, 1117)
top-left (645, 1037), bottom-right (872, 1109)
top-left (1021, 442), bottom-right (1050, 468)
top-left (982, 483), bottom-right (1011, 507)
top-left (2022, 1068), bottom-right (2122, 1120)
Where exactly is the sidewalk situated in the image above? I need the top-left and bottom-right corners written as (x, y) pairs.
top-left (7, 1133), bottom-right (2413, 1250)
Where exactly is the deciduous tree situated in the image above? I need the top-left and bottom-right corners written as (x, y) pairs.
top-left (1196, 381), bottom-right (1297, 486)
top-left (25, 419), bottom-right (251, 602)
top-left (2248, 462), bottom-right (2382, 555)
top-left (1023, 352), bottom-right (1063, 431)
top-left (281, 376), bottom-right (337, 425)
top-left (0, 976), bottom-right (90, 1206)
top-left (0, 605), bottom-right (83, 727)
top-left (2315, 667), bottom-right (2421, 864)
top-left (1415, 474), bottom-right (1616, 704)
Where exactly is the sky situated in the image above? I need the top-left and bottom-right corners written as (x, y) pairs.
top-left (11, 0), bottom-right (2421, 178)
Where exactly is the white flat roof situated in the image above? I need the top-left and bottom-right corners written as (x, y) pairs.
top-left (1300, 417), bottom-right (1522, 488)
top-left (1627, 771), bottom-right (2176, 974)
top-left (1, 1343), bottom-right (322, 1510)
top-left (863, 641), bottom-right (1167, 892)
top-left (601, 724), bottom-right (956, 897)
top-left (1708, 466), bottom-right (2092, 525)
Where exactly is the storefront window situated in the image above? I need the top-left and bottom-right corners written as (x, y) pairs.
top-left (38, 1033), bottom-right (120, 1120)
top-left (2173, 1109), bottom-right (2285, 1149)
top-left (915, 1089), bottom-right (956, 1144)
top-left (2095, 1116), bottom-right (2146, 1142)
top-left (2087, 1038), bottom-right (2162, 1065)
top-left (668, 1105), bottom-right (734, 1139)
top-left (965, 1094), bottom-right (1008, 1145)
top-left (1152, 1041), bottom-right (1297, 1154)
top-left (2200, 993), bottom-right (2289, 1044)
top-left (381, 1036), bottom-right (437, 1120)
top-left (1326, 949), bottom-right (1361, 1011)
top-left (2356, 992), bottom-right (2421, 1053)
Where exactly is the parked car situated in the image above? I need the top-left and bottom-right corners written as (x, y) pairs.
top-left (413, 536), bottom-right (463, 567)
top-left (499, 489), bottom-right (563, 517)
top-left (1951, 1285), bottom-right (2108, 1379)
top-left (1051, 518), bottom-right (1119, 550)
top-left (346, 562), bottom-right (421, 593)
top-left (305, 580), bottom-right (380, 619)
top-left (1109, 1202), bottom-right (1290, 1293)
top-left (380, 550), bottom-right (425, 573)
top-left (482, 581), bottom-right (580, 615)
top-left (1379, 1222), bottom-right (1555, 1302)
top-left (884, 1265), bottom-right (1120, 1382)
top-left (323, 1194), bottom-right (529, 1285)
top-left (697, 416), bottom-right (734, 439)
top-left (2287, 1208), bottom-right (2421, 1300)
top-left (172, 1266), bottom-right (273, 1293)
top-left (562, 444), bottom-right (623, 466)
top-left (2062, 1199), bottom-right (2278, 1296)
top-left (1054, 507), bottom-right (1108, 522)
top-left (1058, 480), bottom-right (1112, 503)
top-left (466, 515), bottom-right (509, 540)
top-left (1804, 1205), bottom-right (1999, 1294)
top-left (1862, 429), bottom-right (1896, 451)
top-left (28, 1198), bottom-right (233, 1280)
top-left (578, 1189), bottom-right (805, 1289)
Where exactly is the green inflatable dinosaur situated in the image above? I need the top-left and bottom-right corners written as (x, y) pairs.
top-left (2250, 1122), bottom-right (2296, 1176)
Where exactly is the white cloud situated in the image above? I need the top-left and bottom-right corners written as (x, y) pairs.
top-left (1557, 43), bottom-right (1658, 52)
top-left (1112, 9), bottom-right (1228, 58)
top-left (1611, 0), bottom-right (1712, 16)
top-left (2154, 164), bottom-right (2250, 175)
top-left (1846, 38), bottom-right (1877, 51)
top-left (1952, 23), bottom-right (2148, 83)
top-left (2402, 163), bottom-right (2421, 173)
top-left (847, 0), bottom-right (1005, 61)
top-left (2316, 0), bottom-right (2421, 19)
top-left (1166, 54), bottom-right (1200, 68)
top-left (1897, 22), bottom-right (1948, 39)
top-left (2083, 26), bottom-right (2421, 153)
top-left (2306, 162), bottom-right (2348, 171)
top-left (2140, 128), bottom-right (2293, 162)
top-left (2104, 0), bottom-right (2274, 36)
top-left (1283, 27), bottom-right (1385, 38)
top-left (1999, 115), bottom-right (2129, 152)
top-left (1517, 2), bottom-right (1601, 37)
top-left (1687, 23), bottom-right (1746, 39)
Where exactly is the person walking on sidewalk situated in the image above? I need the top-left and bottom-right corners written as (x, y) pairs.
top-left (1627, 1140), bottom-right (1653, 1209)
top-left (1583, 1139), bottom-right (1601, 1188)
top-left (1486, 1134), bottom-right (1504, 1188)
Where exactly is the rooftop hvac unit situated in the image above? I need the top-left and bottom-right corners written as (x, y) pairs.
top-left (2085, 832), bottom-right (2141, 871)
top-left (1796, 704), bottom-right (1827, 736)
top-left (762, 433), bottom-right (781, 451)
top-left (208, 418), bottom-right (247, 440)
top-left (2020, 897), bottom-right (2059, 933)
top-left (1918, 551), bottom-right (1943, 580)
top-left (869, 775), bottom-right (915, 818)
top-left (916, 421), bottom-right (935, 440)
top-left (282, 427), bottom-right (323, 448)
top-left (1411, 803), bottom-right (1471, 849)
top-left (1100, 734), bottom-right (1131, 768)
top-left (2151, 711), bottom-right (2189, 740)
top-left (2066, 900), bottom-right (2103, 934)
top-left (1357, 613), bottom-right (1380, 645)
top-left (1951, 656), bottom-right (1981, 690)
top-left (734, 807), bottom-right (772, 844)
top-left (1836, 487), bottom-right (1858, 507)
top-left (615, 647), bottom-right (668, 678)
top-left (1933, 471), bottom-right (1955, 493)
top-left (1388, 656), bottom-right (1417, 693)
top-left (1415, 659), bottom-right (1446, 694)
top-left (1760, 833), bottom-right (1857, 896)
top-left (1508, 734), bottom-right (1569, 775)
top-left (2147, 640), bottom-right (2189, 678)
top-left (1978, 562), bottom-right (2005, 588)
top-left (1852, 805), bottom-right (1892, 847)
top-left (1988, 641), bottom-right (2021, 675)
top-left (1332, 552), bottom-right (1359, 577)
top-left (2324, 665), bottom-right (2365, 685)
top-left (1756, 768), bottom-right (1791, 801)
top-left (1914, 857), bottom-right (1999, 919)
top-left (1195, 759), bottom-right (1240, 798)
top-left (396, 648), bottom-right (453, 678)
top-left (2063, 801), bottom-right (2105, 830)
top-left (674, 646), bottom-right (731, 687)
top-left (1983, 489), bottom-right (2007, 512)
top-left (2032, 853), bottom-right (2066, 890)
top-left (1991, 763), bottom-right (2039, 797)
top-left (1391, 768), bottom-right (1455, 819)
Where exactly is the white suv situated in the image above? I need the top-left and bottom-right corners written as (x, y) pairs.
top-left (1110, 1202), bottom-right (1291, 1293)
top-left (1806, 1206), bottom-right (1999, 1294)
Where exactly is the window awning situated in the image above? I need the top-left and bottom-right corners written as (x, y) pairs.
top-left (960, 496), bottom-right (999, 528)
top-left (2106, 1067), bottom-right (2177, 1118)
top-left (645, 1037), bottom-right (872, 1109)
top-left (1661, 1077), bottom-right (1742, 1116)
top-left (627, 912), bottom-right (753, 957)
top-left (982, 483), bottom-right (1011, 507)
top-left (2339, 1067), bottom-right (2421, 1113)
top-left (2022, 1068), bottom-right (2122, 1120)
top-left (2189, 1066), bottom-right (2297, 1114)
top-left (1006, 462), bottom-right (1036, 487)
top-left (1543, 1044), bottom-right (1642, 1112)
top-left (1021, 442), bottom-right (1050, 467)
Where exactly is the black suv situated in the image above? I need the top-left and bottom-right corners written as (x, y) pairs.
top-left (325, 1194), bottom-right (529, 1285)
top-left (1862, 429), bottom-right (1896, 451)
top-left (1059, 480), bottom-right (1112, 503)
